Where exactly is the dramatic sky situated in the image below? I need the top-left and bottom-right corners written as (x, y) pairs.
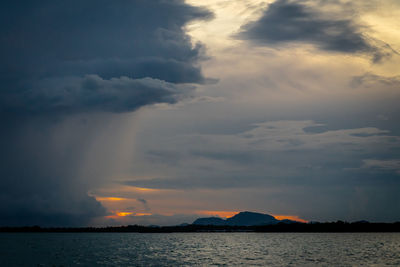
top-left (1, 0), bottom-right (399, 226)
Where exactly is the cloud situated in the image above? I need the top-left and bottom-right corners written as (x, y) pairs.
top-left (137, 198), bottom-right (147, 205)
top-left (237, 0), bottom-right (395, 61)
top-left (0, 0), bottom-right (211, 226)
top-left (1, 75), bottom-right (193, 114)
top-left (361, 159), bottom-right (400, 174)
top-left (136, 198), bottom-right (150, 212)
top-left (0, 194), bottom-right (106, 227)
top-left (0, 0), bottom-right (212, 115)
top-left (350, 73), bottom-right (400, 89)
top-left (125, 120), bottom-right (400, 190)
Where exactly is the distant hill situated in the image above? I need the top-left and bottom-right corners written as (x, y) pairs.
top-left (192, 217), bottom-right (227, 226)
top-left (193, 211), bottom-right (299, 226)
top-left (226, 211), bottom-right (277, 226)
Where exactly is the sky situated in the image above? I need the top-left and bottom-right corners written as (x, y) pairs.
top-left (0, 0), bottom-right (399, 227)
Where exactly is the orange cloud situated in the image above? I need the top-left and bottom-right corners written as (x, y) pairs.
top-left (105, 211), bottom-right (153, 219)
top-left (130, 187), bottom-right (159, 192)
top-left (96, 197), bottom-right (127, 201)
top-left (272, 214), bottom-right (308, 223)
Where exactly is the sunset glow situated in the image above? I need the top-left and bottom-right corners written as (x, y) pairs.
top-left (106, 212), bottom-right (153, 219)
top-left (273, 215), bottom-right (309, 223)
top-left (116, 212), bottom-right (133, 217)
top-left (130, 187), bottom-right (159, 192)
top-left (96, 197), bottom-right (127, 202)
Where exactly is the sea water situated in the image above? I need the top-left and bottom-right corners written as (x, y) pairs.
top-left (0, 232), bottom-right (399, 266)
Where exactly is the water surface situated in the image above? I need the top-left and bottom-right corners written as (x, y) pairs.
top-left (1, 232), bottom-right (399, 266)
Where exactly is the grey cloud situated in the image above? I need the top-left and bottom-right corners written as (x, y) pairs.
top-left (2, 75), bottom-right (192, 114)
top-left (237, 0), bottom-right (394, 61)
top-left (0, 115), bottom-right (110, 226)
top-left (361, 159), bottom-right (400, 174)
top-left (181, 121), bottom-right (397, 153)
top-left (123, 176), bottom-right (252, 190)
top-left (137, 198), bottom-right (147, 205)
top-left (0, 0), bottom-right (212, 115)
top-left (0, 194), bottom-right (106, 227)
top-left (131, 121), bottom-right (400, 189)
top-left (350, 73), bottom-right (400, 89)
top-left (136, 198), bottom-right (150, 212)
top-left (50, 57), bottom-right (206, 84)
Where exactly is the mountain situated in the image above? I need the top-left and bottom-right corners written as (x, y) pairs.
top-left (193, 211), bottom-right (285, 226)
top-left (226, 211), bottom-right (277, 226)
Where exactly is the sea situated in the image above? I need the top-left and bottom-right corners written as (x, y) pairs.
top-left (0, 232), bottom-right (399, 266)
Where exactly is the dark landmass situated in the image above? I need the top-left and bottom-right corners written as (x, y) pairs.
top-left (1, 221), bottom-right (400, 233)
top-left (194, 217), bottom-right (227, 226)
top-left (2, 212), bottom-right (399, 233)
top-left (193, 211), bottom-right (281, 226)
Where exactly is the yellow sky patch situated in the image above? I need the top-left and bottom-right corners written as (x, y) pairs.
top-left (96, 197), bottom-right (127, 201)
top-left (132, 187), bottom-right (159, 192)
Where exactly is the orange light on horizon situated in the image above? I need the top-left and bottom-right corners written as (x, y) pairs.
top-left (198, 210), bottom-right (239, 218)
top-left (96, 197), bottom-right (127, 201)
top-left (105, 212), bottom-right (153, 219)
top-left (273, 214), bottom-right (308, 223)
top-left (116, 212), bottom-right (133, 217)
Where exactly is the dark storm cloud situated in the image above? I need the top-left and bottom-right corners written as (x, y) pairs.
top-left (0, 0), bottom-right (212, 115)
top-left (1, 75), bottom-right (192, 114)
top-left (0, 193), bottom-right (106, 227)
top-left (237, 0), bottom-right (393, 61)
top-left (0, 119), bottom-right (108, 226)
top-left (0, 0), bottom-right (211, 226)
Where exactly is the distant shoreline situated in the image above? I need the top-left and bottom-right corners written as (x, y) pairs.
top-left (2, 222), bottom-right (400, 233)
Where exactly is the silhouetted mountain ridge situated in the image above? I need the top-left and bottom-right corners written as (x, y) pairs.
top-left (193, 211), bottom-right (299, 226)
